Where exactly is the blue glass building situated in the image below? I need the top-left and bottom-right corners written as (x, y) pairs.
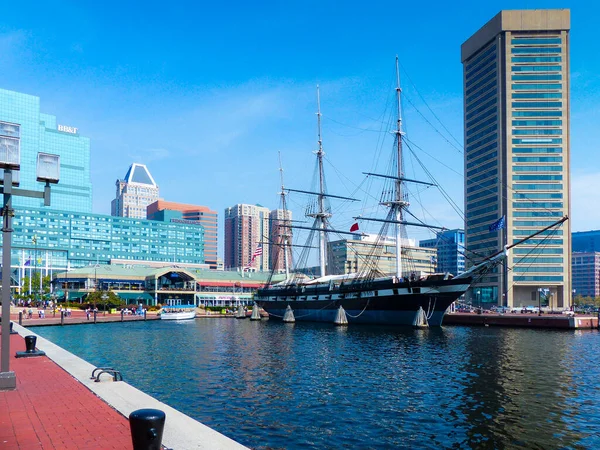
top-left (572, 230), bottom-right (600, 253)
top-left (0, 88), bottom-right (206, 292)
top-left (420, 229), bottom-right (466, 277)
top-left (0, 89), bottom-right (92, 212)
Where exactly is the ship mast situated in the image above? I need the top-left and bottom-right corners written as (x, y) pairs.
top-left (278, 151), bottom-right (291, 280)
top-left (315, 85), bottom-right (330, 277)
top-left (392, 56), bottom-right (408, 278)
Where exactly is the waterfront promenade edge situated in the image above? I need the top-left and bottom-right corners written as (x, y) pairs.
top-left (1, 321), bottom-right (248, 450)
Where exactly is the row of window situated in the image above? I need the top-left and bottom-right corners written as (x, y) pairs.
top-left (513, 247), bottom-right (563, 254)
top-left (467, 134), bottom-right (498, 154)
top-left (513, 129), bottom-right (562, 136)
top-left (512, 101), bottom-right (562, 108)
top-left (513, 110), bottom-right (562, 117)
top-left (513, 147), bottom-right (562, 154)
top-left (514, 165), bottom-right (562, 172)
top-left (516, 257), bottom-right (563, 264)
top-left (511, 47), bottom-right (562, 54)
top-left (511, 38), bottom-right (562, 45)
top-left (466, 178), bottom-right (497, 195)
top-left (513, 138), bottom-right (563, 145)
top-left (467, 151), bottom-right (497, 170)
top-left (465, 44), bottom-right (496, 78)
top-left (466, 93), bottom-right (496, 120)
top-left (513, 266), bottom-right (564, 273)
top-left (469, 240), bottom-right (499, 251)
top-left (513, 276), bottom-right (564, 282)
top-left (513, 211), bottom-right (564, 218)
top-left (466, 56), bottom-right (496, 83)
top-left (467, 168), bottom-right (498, 186)
top-left (467, 213), bottom-right (498, 228)
top-left (511, 56), bottom-right (561, 63)
top-left (512, 119), bottom-right (562, 126)
top-left (513, 201), bottom-right (563, 208)
top-left (512, 83), bottom-right (562, 91)
top-left (513, 182), bottom-right (562, 189)
top-left (512, 93), bottom-right (562, 99)
top-left (466, 159), bottom-right (496, 179)
top-left (512, 74), bottom-right (562, 81)
top-left (466, 115), bottom-right (497, 137)
top-left (513, 157), bottom-right (562, 163)
top-left (512, 65), bottom-right (562, 72)
top-left (513, 174), bottom-right (562, 181)
top-left (513, 219), bottom-right (563, 227)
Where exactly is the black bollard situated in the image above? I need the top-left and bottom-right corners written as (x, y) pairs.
top-left (19, 311), bottom-right (22, 325)
top-left (144, 310), bottom-right (147, 321)
top-left (25, 335), bottom-right (36, 353)
top-left (16, 334), bottom-right (46, 358)
top-left (61, 310), bottom-right (64, 326)
top-left (121, 310), bottom-right (124, 322)
top-left (129, 408), bottom-right (165, 450)
top-left (94, 310), bottom-right (97, 324)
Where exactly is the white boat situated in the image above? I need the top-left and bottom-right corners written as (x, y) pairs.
top-left (160, 299), bottom-right (196, 320)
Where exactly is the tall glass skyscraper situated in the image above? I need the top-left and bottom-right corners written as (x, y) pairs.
top-left (461, 10), bottom-right (571, 309)
top-left (0, 89), bottom-right (92, 212)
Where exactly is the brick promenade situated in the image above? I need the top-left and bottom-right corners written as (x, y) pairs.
top-left (8, 307), bottom-right (160, 327)
top-left (0, 330), bottom-right (134, 449)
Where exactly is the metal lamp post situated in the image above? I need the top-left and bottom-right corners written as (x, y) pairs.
top-left (102, 292), bottom-right (108, 316)
top-left (0, 140), bottom-right (60, 390)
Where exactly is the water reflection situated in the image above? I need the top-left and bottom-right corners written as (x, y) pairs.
top-left (35, 321), bottom-right (600, 449)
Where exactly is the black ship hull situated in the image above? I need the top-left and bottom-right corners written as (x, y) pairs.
top-left (255, 275), bottom-right (472, 326)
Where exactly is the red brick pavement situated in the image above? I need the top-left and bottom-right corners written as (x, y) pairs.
top-left (0, 332), bottom-right (134, 449)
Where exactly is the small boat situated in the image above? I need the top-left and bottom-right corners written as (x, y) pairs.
top-left (160, 299), bottom-right (196, 320)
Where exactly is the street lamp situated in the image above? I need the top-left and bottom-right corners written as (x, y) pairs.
top-left (0, 124), bottom-right (59, 390)
top-left (102, 292), bottom-right (108, 316)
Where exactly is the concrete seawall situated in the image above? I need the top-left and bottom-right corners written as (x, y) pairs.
top-left (444, 312), bottom-right (598, 329)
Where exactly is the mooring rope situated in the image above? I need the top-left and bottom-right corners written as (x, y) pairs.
top-left (425, 298), bottom-right (437, 320)
top-left (344, 298), bottom-right (371, 318)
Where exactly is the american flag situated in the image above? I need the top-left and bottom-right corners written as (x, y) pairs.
top-left (245, 243), bottom-right (263, 270)
top-left (251, 244), bottom-right (263, 261)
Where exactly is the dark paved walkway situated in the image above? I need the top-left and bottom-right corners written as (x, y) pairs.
top-left (0, 328), bottom-right (134, 449)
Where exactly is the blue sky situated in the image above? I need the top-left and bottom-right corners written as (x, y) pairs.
top-left (1, 0), bottom-right (598, 253)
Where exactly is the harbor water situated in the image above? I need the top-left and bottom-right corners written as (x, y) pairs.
top-left (35, 319), bottom-right (600, 449)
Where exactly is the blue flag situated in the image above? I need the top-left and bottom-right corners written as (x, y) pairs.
top-left (24, 257), bottom-right (31, 266)
top-left (489, 215), bottom-right (506, 232)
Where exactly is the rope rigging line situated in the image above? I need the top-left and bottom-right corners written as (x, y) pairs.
top-left (398, 60), bottom-right (464, 151)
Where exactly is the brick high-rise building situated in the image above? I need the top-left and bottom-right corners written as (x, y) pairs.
top-left (224, 204), bottom-right (270, 271)
top-left (269, 208), bottom-right (292, 273)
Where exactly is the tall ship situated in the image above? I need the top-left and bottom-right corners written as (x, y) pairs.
top-left (255, 58), bottom-right (566, 327)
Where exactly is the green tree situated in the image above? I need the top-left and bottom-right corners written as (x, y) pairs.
top-left (86, 291), bottom-right (123, 312)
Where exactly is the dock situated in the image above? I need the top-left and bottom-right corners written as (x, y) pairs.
top-left (444, 312), bottom-right (598, 329)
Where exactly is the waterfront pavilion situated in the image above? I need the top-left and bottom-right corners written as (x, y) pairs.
top-left (52, 265), bottom-right (284, 307)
